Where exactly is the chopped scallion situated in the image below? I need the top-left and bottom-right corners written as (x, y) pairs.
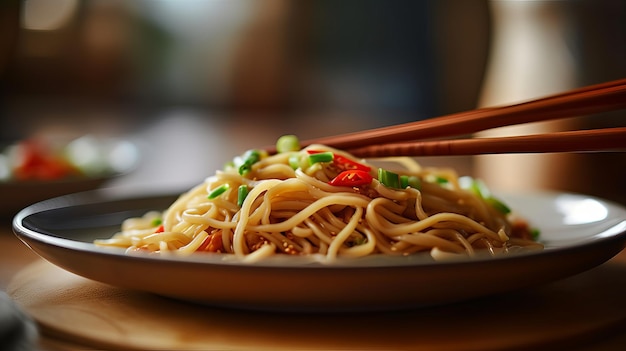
top-left (400, 175), bottom-right (421, 189)
top-left (237, 185), bottom-right (249, 207)
top-left (151, 218), bottom-right (162, 227)
top-left (460, 176), bottom-right (509, 214)
top-left (276, 135), bottom-right (300, 153)
top-left (208, 184), bottom-right (230, 199)
top-left (485, 196), bottom-right (511, 214)
top-left (531, 228), bottom-right (541, 241)
top-left (288, 153), bottom-right (301, 170)
top-left (460, 176), bottom-right (490, 198)
top-left (238, 149), bottom-right (262, 175)
top-left (308, 151), bottom-right (334, 165)
top-left (435, 176), bottom-right (449, 184)
top-left (378, 168), bottom-right (400, 188)
top-left (353, 237), bottom-right (367, 246)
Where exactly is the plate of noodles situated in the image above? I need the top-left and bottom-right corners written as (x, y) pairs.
top-left (12, 136), bottom-right (626, 311)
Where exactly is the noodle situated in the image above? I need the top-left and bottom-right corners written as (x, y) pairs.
top-left (95, 137), bottom-right (542, 262)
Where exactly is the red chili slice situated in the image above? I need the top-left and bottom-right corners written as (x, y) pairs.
top-left (333, 154), bottom-right (371, 171)
top-left (197, 232), bottom-right (224, 252)
top-left (328, 170), bottom-right (373, 187)
top-left (307, 150), bottom-right (371, 172)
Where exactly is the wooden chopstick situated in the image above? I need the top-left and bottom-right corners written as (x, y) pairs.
top-left (265, 78), bottom-right (626, 154)
top-left (345, 127), bottom-right (626, 158)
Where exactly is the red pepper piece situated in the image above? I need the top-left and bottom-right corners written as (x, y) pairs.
top-left (307, 150), bottom-right (371, 172)
top-left (333, 154), bottom-right (371, 171)
top-left (329, 170), bottom-right (373, 187)
top-left (197, 232), bottom-right (224, 252)
top-left (154, 225), bottom-right (165, 233)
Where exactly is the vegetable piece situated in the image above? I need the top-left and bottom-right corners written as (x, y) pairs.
top-left (333, 154), bottom-right (371, 172)
top-left (378, 168), bottom-right (401, 189)
top-left (237, 149), bottom-right (262, 175)
top-left (459, 176), bottom-right (492, 198)
top-left (151, 218), bottom-right (162, 227)
top-left (307, 150), bottom-right (370, 171)
top-left (435, 176), bottom-right (449, 185)
top-left (485, 196), bottom-right (511, 214)
top-left (459, 177), bottom-right (511, 214)
top-left (154, 225), bottom-right (165, 233)
top-left (329, 170), bottom-right (373, 187)
top-left (197, 232), bottom-right (223, 252)
top-left (237, 185), bottom-right (249, 206)
top-left (531, 228), bottom-right (541, 240)
top-left (400, 175), bottom-right (421, 189)
top-left (352, 236), bottom-right (367, 246)
top-left (308, 151), bottom-right (334, 165)
top-left (288, 153), bottom-right (301, 170)
top-left (208, 184), bottom-right (230, 199)
top-left (470, 178), bottom-right (489, 197)
top-left (276, 135), bottom-right (300, 153)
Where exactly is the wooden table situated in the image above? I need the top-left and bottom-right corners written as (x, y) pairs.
top-left (2, 222), bottom-right (626, 350)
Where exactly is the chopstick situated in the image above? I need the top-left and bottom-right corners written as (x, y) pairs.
top-left (345, 127), bottom-right (626, 158)
top-left (265, 78), bottom-right (626, 155)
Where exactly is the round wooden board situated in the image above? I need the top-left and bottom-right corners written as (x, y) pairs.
top-left (8, 259), bottom-right (626, 350)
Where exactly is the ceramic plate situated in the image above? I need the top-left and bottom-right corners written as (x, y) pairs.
top-left (12, 189), bottom-right (626, 311)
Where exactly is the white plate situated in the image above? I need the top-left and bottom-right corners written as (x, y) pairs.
top-left (13, 189), bottom-right (626, 311)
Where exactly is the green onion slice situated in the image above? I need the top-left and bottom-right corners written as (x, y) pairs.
top-left (208, 184), bottom-right (230, 199)
top-left (237, 185), bottom-right (249, 207)
top-left (378, 168), bottom-right (401, 189)
top-left (485, 196), bottom-right (511, 214)
top-left (276, 135), bottom-right (300, 153)
top-left (308, 151), bottom-right (334, 165)
top-left (435, 176), bottom-right (449, 184)
top-left (531, 228), bottom-right (541, 240)
top-left (288, 153), bottom-right (301, 170)
top-left (238, 149), bottom-right (262, 175)
top-left (400, 175), bottom-right (421, 189)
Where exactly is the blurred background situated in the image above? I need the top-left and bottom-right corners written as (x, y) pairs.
top-left (0, 0), bottom-right (624, 204)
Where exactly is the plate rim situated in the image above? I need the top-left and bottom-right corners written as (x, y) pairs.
top-left (12, 188), bottom-right (626, 270)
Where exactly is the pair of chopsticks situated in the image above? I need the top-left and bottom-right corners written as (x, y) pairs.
top-left (266, 78), bottom-right (626, 157)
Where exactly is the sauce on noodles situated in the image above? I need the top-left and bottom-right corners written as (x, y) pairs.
top-left (95, 135), bottom-right (542, 262)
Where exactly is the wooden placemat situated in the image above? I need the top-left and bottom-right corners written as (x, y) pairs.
top-left (8, 258), bottom-right (626, 351)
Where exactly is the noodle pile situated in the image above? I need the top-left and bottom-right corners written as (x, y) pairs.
top-left (95, 137), bottom-right (542, 262)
